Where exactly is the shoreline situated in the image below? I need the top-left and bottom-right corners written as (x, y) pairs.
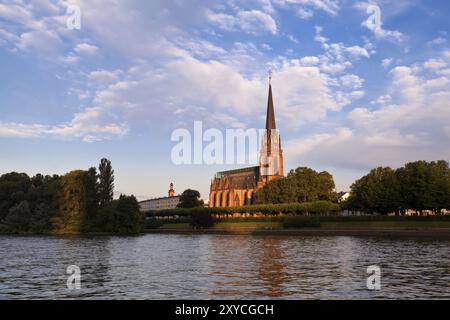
top-left (143, 228), bottom-right (450, 238)
top-left (2, 228), bottom-right (450, 238)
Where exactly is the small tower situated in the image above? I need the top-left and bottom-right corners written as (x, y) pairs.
top-left (168, 182), bottom-right (175, 197)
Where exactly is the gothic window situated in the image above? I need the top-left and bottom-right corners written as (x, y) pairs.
top-left (234, 194), bottom-right (240, 207)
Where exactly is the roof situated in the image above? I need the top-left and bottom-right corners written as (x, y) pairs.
top-left (212, 166), bottom-right (260, 190)
top-left (139, 195), bottom-right (181, 203)
top-left (215, 166), bottom-right (260, 179)
top-left (265, 83), bottom-right (276, 130)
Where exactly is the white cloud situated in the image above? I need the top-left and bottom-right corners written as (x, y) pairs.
top-left (0, 107), bottom-right (128, 142)
top-left (381, 58), bottom-right (393, 68)
top-left (206, 9), bottom-right (277, 35)
top-left (314, 26), bottom-right (370, 75)
top-left (74, 43), bottom-right (99, 55)
top-left (423, 59), bottom-right (447, 70)
top-left (285, 51), bottom-right (450, 171)
top-left (88, 69), bottom-right (122, 86)
top-left (274, 0), bottom-right (340, 16)
top-left (427, 36), bottom-right (446, 47)
top-left (340, 74), bottom-right (364, 89)
top-left (296, 7), bottom-right (313, 19)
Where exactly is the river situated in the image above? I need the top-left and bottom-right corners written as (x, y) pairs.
top-left (0, 234), bottom-right (448, 299)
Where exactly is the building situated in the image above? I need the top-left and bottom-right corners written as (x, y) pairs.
top-left (339, 192), bottom-right (351, 203)
top-left (139, 182), bottom-right (180, 211)
top-left (209, 76), bottom-right (284, 207)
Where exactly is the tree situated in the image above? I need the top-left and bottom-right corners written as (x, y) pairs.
top-left (29, 202), bottom-right (53, 234)
top-left (0, 172), bottom-right (31, 221)
top-left (4, 200), bottom-right (31, 233)
top-left (347, 167), bottom-right (401, 215)
top-left (346, 160), bottom-right (450, 215)
top-left (98, 158), bottom-right (114, 207)
top-left (254, 167), bottom-right (337, 204)
top-left (177, 189), bottom-right (204, 208)
top-left (54, 170), bottom-right (88, 234)
top-left (98, 195), bottom-right (145, 234)
top-left (85, 167), bottom-right (100, 227)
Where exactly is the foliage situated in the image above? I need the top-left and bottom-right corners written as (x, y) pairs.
top-left (177, 189), bottom-right (204, 208)
top-left (53, 170), bottom-right (88, 234)
top-left (4, 201), bottom-right (31, 233)
top-left (146, 200), bottom-right (341, 217)
top-left (346, 160), bottom-right (450, 215)
top-left (146, 219), bottom-right (164, 229)
top-left (0, 158), bottom-right (145, 235)
top-left (254, 167), bottom-right (337, 204)
top-left (97, 195), bottom-right (145, 234)
top-left (98, 158), bottom-right (114, 207)
top-left (190, 212), bottom-right (215, 229)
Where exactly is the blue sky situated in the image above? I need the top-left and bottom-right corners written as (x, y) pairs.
top-left (1, 0), bottom-right (450, 200)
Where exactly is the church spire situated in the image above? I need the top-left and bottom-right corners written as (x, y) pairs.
top-left (266, 71), bottom-right (276, 130)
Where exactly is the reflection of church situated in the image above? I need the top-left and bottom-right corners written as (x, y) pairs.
top-left (209, 77), bottom-right (284, 207)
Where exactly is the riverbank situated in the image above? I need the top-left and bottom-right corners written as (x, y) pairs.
top-left (144, 221), bottom-right (450, 238)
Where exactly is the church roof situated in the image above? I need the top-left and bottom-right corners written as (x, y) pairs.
top-left (211, 166), bottom-right (260, 191)
top-left (215, 166), bottom-right (259, 179)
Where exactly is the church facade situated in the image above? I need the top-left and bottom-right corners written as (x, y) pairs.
top-left (209, 79), bottom-right (284, 207)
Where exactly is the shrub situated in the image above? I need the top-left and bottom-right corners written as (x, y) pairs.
top-left (146, 219), bottom-right (164, 229)
top-left (145, 201), bottom-right (342, 218)
top-left (190, 212), bottom-right (215, 229)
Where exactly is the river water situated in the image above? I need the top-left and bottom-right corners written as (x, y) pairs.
top-left (0, 234), bottom-right (448, 299)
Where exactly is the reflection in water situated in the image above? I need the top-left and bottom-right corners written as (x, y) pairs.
top-left (256, 237), bottom-right (286, 298)
top-left (0, 235), bottom-right (449, 299)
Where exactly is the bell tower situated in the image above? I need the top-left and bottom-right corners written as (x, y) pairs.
top-left (168, 182), bottom-right (175, 197)
top-left (259, 72), bottom-right (284, 185)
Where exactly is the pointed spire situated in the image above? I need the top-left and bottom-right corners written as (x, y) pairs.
top-left (266, 71), bottom-right (276, 130)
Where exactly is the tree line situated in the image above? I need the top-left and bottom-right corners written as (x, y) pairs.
top-left (345, 160), bottom-right (450, 215)
top-left (0, 158), bottom-right (145, 234)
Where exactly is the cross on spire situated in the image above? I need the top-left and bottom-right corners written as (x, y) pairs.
top-left (268, 70), bottom-right (273, 84)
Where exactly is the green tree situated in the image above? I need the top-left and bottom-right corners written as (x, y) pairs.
top-left (255, 167), bottom-right (337, 204)
top-left (4, 200), bottom-right (31, 233)
top-left (85, 167), bottom-right (100, 228)
top-left (98, 158), bottom-right (114, 207)
top-left (0, 172), bottom-right (31, 221)
top-left (177, 189), bottom-right (204, 208)
top-left (98, 195), bottom-right (145, 234)
top-left (54, 170), bottom-right (88, 234)
top-left (29, 202), bottom-right (53, 234)
top-left (347, 160), bottom-right (450, 215)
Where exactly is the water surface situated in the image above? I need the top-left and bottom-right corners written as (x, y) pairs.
top-left (0, 235), bottom-right (448, 299)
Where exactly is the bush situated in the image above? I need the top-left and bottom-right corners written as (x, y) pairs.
top-left (283, 216), bottom-right (321, 228)
top-left (145, 201), bottom-right (342, 218)
top-left (190, 212), bottom-right (215, 229)
top-left (146, 219), bottom-right (164, 229)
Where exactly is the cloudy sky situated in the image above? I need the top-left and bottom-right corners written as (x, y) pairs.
top-left (1, 0), bottom-right (449, 200)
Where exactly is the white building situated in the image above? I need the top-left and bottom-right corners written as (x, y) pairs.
top-left (139, 182), bottom-right (181, 211)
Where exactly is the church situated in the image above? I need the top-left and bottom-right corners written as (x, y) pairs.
top-left (209, 77), bottom-right (284, 207)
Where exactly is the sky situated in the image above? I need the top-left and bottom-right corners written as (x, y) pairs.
top-left (0, 0), bottom-right (450, 201)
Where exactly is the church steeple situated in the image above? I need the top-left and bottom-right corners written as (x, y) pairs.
top-left (259, 72), bottom-right (284, 182)
top-left (266, 72), bottom-right (276, 130)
